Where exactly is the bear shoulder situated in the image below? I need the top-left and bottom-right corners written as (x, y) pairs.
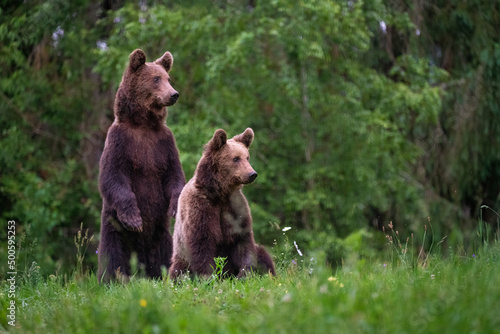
top-left (178, 179), bottom-right (219, 224)
top-left (101, 123), bottom-right (133, 154)
top-left (182, 179), bottom-right (211, 207)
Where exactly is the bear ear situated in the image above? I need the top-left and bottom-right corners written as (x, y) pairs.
top-left (155, 51), bottom-right (173, 72)
top-left (233, 128), bottom-right (254, 148)
top-left (129, 49), bottom-right (146, 72)
top-left (210, 129), bottom-right (227, 151)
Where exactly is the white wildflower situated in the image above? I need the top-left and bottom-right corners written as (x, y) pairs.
top-left (294, 241), bottom-right (303, 256)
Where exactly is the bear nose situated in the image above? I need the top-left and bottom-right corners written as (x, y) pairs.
top-left (170, 92), bottom-right (179, 103)
top-left (248, 172), bottom-right (258, 183)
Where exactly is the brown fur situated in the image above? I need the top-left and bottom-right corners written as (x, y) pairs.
top-left (97, 49), bottom-right (185, 283)
top-left (170, 128), bottom-right (276, 279)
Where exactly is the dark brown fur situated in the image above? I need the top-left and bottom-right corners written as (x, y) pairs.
top-left (170, 128), bottom-right (275, 279)
top-left (97, 49), bottom-right (185, 283)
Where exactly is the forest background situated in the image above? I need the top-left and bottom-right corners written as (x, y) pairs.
top-left (1, 0), bottom-right (499, 277)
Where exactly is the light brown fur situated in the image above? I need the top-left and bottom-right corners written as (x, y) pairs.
top-left (170, 128), bottom-right (275, 279)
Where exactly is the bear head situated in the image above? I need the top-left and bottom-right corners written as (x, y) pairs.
top-left (115, 49), bottom-right (179, 125)
top-left (195, 128), bottom-right (257, 198)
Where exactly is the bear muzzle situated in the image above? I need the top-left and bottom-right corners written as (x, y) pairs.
top-left (165, 91), bottom-right (179, 106)
top-left (156, 91), bottom-right (179, 107)
top-left (247, 171), bottom-right (258, 184)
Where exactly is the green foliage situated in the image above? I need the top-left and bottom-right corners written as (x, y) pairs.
top-left (406, 0), bottom-right (500, 243)
top-left (94, 1), bottom-right (448, 243)
top-left (0, 0), bottom-right (103, 276)
top-left (210, 257), bottom-right (228, 282)
top-left (74, 223), bottom-right (94, 278)
top-left (1, 0), bottom-right (499, 277)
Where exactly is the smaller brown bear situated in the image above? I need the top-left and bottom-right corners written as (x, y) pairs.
top-left (170, 128), bottom-right (276, 279)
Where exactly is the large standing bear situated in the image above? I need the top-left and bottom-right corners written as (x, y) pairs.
top-left (97, 49), bottom-right (186, 283)
top-left (170, 128), bottom-right (276, 279)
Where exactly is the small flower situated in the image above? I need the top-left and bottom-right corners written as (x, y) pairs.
top-left (218, 289), bottom-right (222, 294)
top-left (383, 263), bottom-right (387, 267)
top-left (339, 283), bottom-right (344, 288)
top-left (282, 227), bottom-right (292, 232)
top-left (96, 250), bottom-right (98, 254)
top-left (140, 299), bottom-right (147, 307)
top-left (472, 254), bottom-right (476, 258)
top-left (328, 276), bottom-right (336, 282)
top-left (259, 287), bottom-right (265, 292)
top-left (292, 260), bottom-right (297, 265)
top-left (430, 274), bottom-right (435, 280)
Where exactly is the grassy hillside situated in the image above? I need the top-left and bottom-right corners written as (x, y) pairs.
top-left (2, 240), bottom-right (499, 334)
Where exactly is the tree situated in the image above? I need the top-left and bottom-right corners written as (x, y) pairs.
top-left (96, 0), bottom-right (446, 261)
top-left (1, 0), bottom-right (497, 276)
top-left (0, 0), bottom-right (108, 274)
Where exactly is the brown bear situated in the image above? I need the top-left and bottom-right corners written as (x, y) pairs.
top-left (97, 49), bottom-right (186, 283)
top-left (169, 128), bottom-right (275, 279)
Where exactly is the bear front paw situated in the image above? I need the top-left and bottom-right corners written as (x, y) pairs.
top-left (236, 267), bottom-right (251, 279)
top-left (168, 207), bottom-right (176, 218)
top-left (119, 213), bottom-right (143, 232)
top-left (168, 201), bottom-right (178, 218)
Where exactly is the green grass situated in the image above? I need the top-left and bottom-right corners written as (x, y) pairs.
top-left (2, 242), bottom-right (500, 334)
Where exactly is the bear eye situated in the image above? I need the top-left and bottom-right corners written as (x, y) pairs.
top-left (233, 157), bottom-right (240, 163)
top-left (153, 76), bottom-right (161, 83)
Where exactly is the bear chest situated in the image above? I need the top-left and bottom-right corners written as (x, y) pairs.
top-left (220, 192), bottom-right (251, 237)
top-left (129, 135), bottom-right (168, 174)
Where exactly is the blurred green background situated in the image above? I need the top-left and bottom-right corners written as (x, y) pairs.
top-left (1, 0), bottom-right (499, 276)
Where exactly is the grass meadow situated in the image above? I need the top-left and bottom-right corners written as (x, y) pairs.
top-left (1, 226), bottom-right (500, 334)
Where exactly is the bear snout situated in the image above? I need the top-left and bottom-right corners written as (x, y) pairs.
top-left (167, 91), bottom-right (179, 106)
top-left (248, 171), bottom-right (258, 183)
